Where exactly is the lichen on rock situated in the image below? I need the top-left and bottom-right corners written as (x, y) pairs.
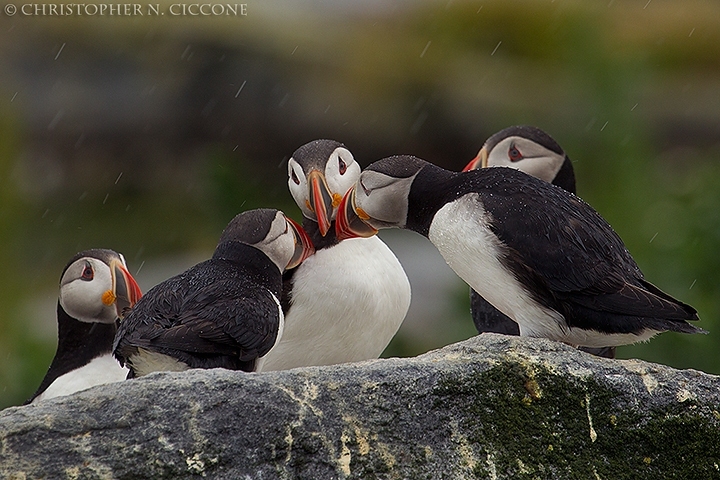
top-left (1, 334), bottom-right (719, 479)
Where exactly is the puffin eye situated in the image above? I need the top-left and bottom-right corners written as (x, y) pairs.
top-left (291, 168), bottom-right (300, 185)
top-left (81, 264), bottom-right (94, 281)
top-left (338, 158), bottom-right (347, 175)
top-left (508, 145), bottom-right (523, 162)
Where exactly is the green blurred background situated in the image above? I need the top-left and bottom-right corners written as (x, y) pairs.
top-left (1, 0), bottom-right (719, 409)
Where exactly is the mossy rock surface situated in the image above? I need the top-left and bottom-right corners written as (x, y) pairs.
top-left (1, 334), bottom-right (719, 479)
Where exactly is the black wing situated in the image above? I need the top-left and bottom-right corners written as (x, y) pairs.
top-left (114, 262), bottom-right (281, 370)
top-left (471, 169), bottom-right (699, 331)
top-left (145, 282), bottom-right (280, 359)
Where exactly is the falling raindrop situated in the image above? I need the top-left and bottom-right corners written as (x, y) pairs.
top-left (103, 193), bottom-right (109, 205)
top-left (411, 112), bottom-right (428, 134)
top-left (491, 41), bottom-right (502, 56)
top-left (136, 260), bottom-right (146, 276)
top-left (54, 43), bottom-right (66, 61)
top-left (689, 279), bottom-right (697, 290)
top-left (585, 117), bottom-right (597, 131)
top-left (48, 110), bottom-right (64, 131)
top-left (234, 80), bottom-right (247, 98)
top-left (688, 28), bottom-right (695, 38)
top-left (649, 232), bottom-right (658, 243)
top-left (115, 172), bottom-right (123, 185)
top-left (10, 92), bottom-right (17, 102)
top-left (75, 133), bottom-right (85, 149)
top-left (420, 41), bottom-right (431, 58)
top-left (600, 121), bottom-right (609, 132)
top-left (181, 45), bottom-right (192, 60)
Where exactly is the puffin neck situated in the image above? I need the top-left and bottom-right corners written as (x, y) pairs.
top-left (405, 163), bottom-right (457, 237)
top-left (552, 157), bottom-right (576, 194)
top-left (302, 217), bottom-right (340, 250)
top-left (25, 304), bottom-right (118, 403)
top-left (212, 240), bottom-right (282, 291)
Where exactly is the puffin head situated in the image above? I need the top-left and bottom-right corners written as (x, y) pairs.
top-left (463, 125), bottom-right (573, 191)
top-left (218, 208), bottom-right (315, 271)
top-left (59, 249), bottom-right (142, 324)
top-left (335, 155), bottom-right (428, 240)
top-left (287, 139), bottom-right (360, 236)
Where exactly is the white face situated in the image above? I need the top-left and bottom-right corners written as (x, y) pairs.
top-left (485, 136), bottom-right (565, 183)
top-left (253, 211), bottom-right (297, 271)
top-left (287, 147), bottom-right (360, 221)
top-left (59, 257), bottom-right (120, 324)
top-left (352, 169), bottom-right (417, 228)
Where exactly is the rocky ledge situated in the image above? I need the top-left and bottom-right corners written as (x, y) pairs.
top-left (1, 334), bottom-right (719, 479)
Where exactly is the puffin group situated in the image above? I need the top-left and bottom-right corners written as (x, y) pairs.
top-left (26, 126), bottom-right (704, 404)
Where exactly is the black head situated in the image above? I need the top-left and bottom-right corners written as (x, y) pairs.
top-left (484, 125), bottom-right (564, 157)
top-left (364, 155), bottom-right (429, 179)
top-left (217, 209), bottom-right (314, 271)
top-left (289, 139), bottom-right (347, 172)
top-left (218, 209), bottom-right (279, 246)
top-left (335, 155), bottom-right (434, 239)
top-left (286, 139), bottom-right (360, 236)
top-left (464, 125), bottom-right (575, 193)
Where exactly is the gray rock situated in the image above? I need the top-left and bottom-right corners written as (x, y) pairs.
top-left (2, 334), bottom-right (719, 480)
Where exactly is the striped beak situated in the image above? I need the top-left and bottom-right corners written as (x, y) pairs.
top-left (462, 147), bottom-right (488, 172)
top-left (108, 258), bottom-right (142, 319)
top-left (334, 186), bottom-right (379, 241)
top-left (286, 217), bottom-right (315, 269)
top-left (307, 170), bottom-right (334, 237)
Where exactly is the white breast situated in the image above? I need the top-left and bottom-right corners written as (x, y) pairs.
top-left (258, 236), bottom-right (411, 371)
top-left (428, 194), bottom-right (663, 348)
top-left (32, 354), bottom-right (128, 403)
top-left (428, 194), bottom-right (568, 341)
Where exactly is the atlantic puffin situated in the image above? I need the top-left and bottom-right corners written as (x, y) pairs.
top-left (463, 125), bottom-right (615, 358)
top-left (335, 156), bottom-right (703, 349)
top-left (113, 209), bottom-right (314, 377)
top-left (26, 249), bottom-right (142, 404)
top-left (257, 140), bottom-right (411, 371)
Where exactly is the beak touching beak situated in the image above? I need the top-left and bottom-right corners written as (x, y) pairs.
top-left (306, 170), bottom-right (335, 237)
top-left (334, 186), bottom-right (379, 241)
top-left (107, 258), bottom-right (142, 319)
top-left (462, 147), bottom-right (488, 172)
top-left (286, 217), bottom-right (315, 269)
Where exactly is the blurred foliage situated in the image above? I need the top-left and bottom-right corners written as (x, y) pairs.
top-left (1, 0), bottom-right (719, 408)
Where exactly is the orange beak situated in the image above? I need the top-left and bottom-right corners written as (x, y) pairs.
top-left (109, 258), bottom-right (142, 319)
top-left (306, 170), bottom-right (334, 237)
top-left (462, 147), bottom-right (488, 172)
top-left (335, 186), bottom-right (379, 241)
top-left (286, 216), bottom-right (315, 269)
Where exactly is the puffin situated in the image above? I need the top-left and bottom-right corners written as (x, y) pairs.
top-left (113, 209), bottom-right (314, 377)
top-left (335, 155), bottom-right (704, 349)
top-left (257, 139), bottom-right (411, 371)
top-left (463, 125), bottom-right (615, 358)
top-left (26, 249), bottom-right (142, 404)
